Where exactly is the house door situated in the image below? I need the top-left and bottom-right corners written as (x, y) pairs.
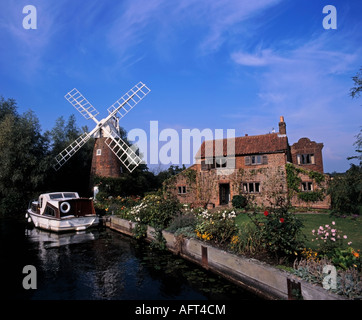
top-left (219, 183), bottom-right (230, 205)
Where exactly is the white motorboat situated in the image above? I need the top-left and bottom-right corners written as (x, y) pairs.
top-left (26, 192), bottom-right (99, 232)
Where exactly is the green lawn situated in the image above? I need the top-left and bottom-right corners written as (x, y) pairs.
top-left (235, 213), bottom-right (362, 252)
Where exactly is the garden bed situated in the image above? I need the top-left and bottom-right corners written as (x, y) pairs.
top-left (106, 215), bottom-right (347, 300)
top-left (96, 193), bottom-right (361, 300)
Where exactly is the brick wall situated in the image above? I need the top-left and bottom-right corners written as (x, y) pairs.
top-left (90, 137), bottom-right (122, 178)
top-left (291, 138), bottom-right (324, 173)
top-left (169, 151), bottom-right (330, 210)
top-left (169, 153), bottom-right (289, 208)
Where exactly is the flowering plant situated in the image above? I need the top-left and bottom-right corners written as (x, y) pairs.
top-left (120, 193), bottom-right (181, 229)
top-left (247, 203), bottom-right (305, 261)
top-left (312, 221), bottom-right (351, 254)
top-left (311, 221), bottom-right (360, 271)
top-left (195, 209), bottom-right (238, 244)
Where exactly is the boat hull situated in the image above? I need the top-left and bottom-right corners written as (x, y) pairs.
top-left (28, 209), bottom-right (99, 232)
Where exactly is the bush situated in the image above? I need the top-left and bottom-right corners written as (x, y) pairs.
top-left (232, 195), bottom-right (248, 209)
top-left (127, 193), bottom-right (181, 229)
top-left (247, 202), bottom-right (305, 261)
top-left (195, 209), bottom-right (238, 245)
top-left (166, 213), bottom-right (196, 233)
top-left (229, 224), bottom-right (263, 256)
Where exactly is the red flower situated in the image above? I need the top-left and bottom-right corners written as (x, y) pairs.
top-left (264, 211), bottom-right (269, 217)
top-left (279, 218), bottom-right (285, 223)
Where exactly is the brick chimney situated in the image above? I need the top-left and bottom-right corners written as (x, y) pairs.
top-left (279, 116), bottom-right (286, 135)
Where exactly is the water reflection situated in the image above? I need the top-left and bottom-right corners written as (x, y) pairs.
top-left (2, 218), bottom-right (261, 300)
top-left (25, 228), bottom-right (97, 249)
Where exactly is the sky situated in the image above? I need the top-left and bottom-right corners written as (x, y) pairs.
top-left (1, 0), bottom-right (361, 173)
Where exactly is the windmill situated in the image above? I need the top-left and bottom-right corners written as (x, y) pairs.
top-left (53, 82), bottom-right (151, 176)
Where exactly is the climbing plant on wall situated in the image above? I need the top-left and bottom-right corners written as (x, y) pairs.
top-left (285, 163), bottom-right (326, 203)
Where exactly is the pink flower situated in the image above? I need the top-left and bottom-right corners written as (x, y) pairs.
top-left (331, 229), bottom-right (336, 233)
top-left (332, 221), bottom-right (335, 225)
top-left (343, 235), bottom-right (347, 239)
top-left (331, 237), bottom-right (335, 241)
top-left (312, 229), bottom-right (315, 234)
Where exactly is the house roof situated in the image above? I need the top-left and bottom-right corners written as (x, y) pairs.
top-left (196, 133), bottom-right (289, 158)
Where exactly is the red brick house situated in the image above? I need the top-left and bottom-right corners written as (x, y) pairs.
top-left (165, 117), bottom-right (330, 209)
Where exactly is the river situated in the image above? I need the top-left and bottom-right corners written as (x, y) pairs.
top-left (0, 215), bottom-right (261, 301)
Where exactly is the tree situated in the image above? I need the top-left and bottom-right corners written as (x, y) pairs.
top-left (347, 128), bottom-right (362, 163)
top-left (347, 67), bottom-right (362, 163)
top-left (328, 165), bottom-right (362, 215)
top-left (350, 66), bottom-right (362, 98)
top-left (327, 68), bottom-right (362, 215)
top-left (0, 97), bottom-right (50, 213)
top-left (46, 115), bottom-right (94, 195)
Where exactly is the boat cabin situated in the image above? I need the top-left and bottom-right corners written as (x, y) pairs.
top-left (30, 192), bottom-right (96, 219)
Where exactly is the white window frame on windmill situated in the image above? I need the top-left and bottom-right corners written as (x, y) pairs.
top-left (96, 149), bottom-right (102, 156)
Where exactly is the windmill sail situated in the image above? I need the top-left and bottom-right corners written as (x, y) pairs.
top-left (107, 82), bottom-right (150, 120)
top-left (104, 129), bottom-right (142, 173)
top-left (65, 88), bottom-right (100, 122)
top-left (53, 132), bottom-right (92, 171)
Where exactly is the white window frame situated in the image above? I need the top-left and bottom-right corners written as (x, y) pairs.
top-left (242, 182), bottom-right (261, 193)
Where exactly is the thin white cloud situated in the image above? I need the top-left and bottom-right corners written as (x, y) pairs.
top-left (107, 0), bottom-right (284, 59)
top-left (231, 49), bottom-right (287, 66)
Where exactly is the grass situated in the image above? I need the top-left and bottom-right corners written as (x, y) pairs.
top-left (235, 212), bottom-right (362, 252)
top-left (298, 214), bottom-right (362, 252)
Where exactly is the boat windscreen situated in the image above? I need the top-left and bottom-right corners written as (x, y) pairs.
top-left (49, 193), bottom-right (78, 199)
top-left (63, 193), bottom-right (78, 198)
top-left (49, 193), bottom-right (64, 199)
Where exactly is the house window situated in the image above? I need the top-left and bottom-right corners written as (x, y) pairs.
top-left (96, 149), bottom-right (102, 156)
top-left (245, 155), bottom-right (268, 166)
top-left (297, 154), bottom-right (315, 165)
top-left (242, 182), bottom-right (260, 193)
top-left (301, 182), bottom-right (313, 192)
top-left (201, 159), bottom-right (215, 171)
top-left (178, 186), bottom-right (187, 194)
top-left (216, 157), bottom-right (227, 168)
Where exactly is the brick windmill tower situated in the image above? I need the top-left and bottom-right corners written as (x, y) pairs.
top-left (90, 115), bottom-right (124, 178)
top-left (52, 82), bottom-right (151, 180)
